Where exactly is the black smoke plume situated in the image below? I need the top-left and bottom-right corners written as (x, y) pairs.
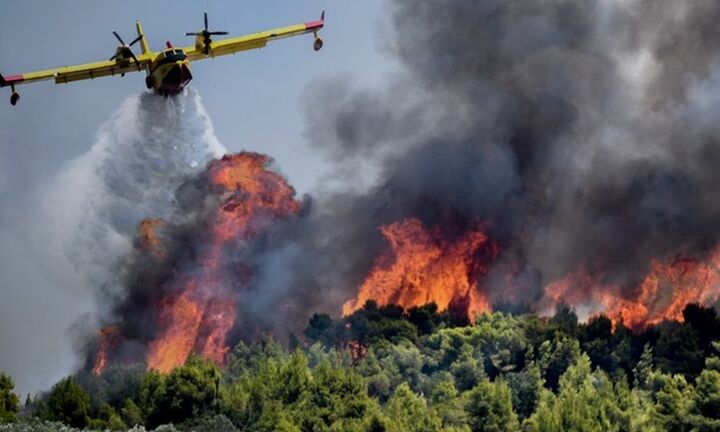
top-left (260, 0), bottom-right (720, 316)
top-left (87, 0), bottom-right (720, 369)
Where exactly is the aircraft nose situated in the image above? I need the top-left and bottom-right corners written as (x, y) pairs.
top-left (164, 64), bottom-right (183, 85)
top-left (178, 62), bottom-right (192, 82)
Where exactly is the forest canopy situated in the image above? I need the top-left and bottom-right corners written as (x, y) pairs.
top-left (1, 301), bottom-right (720, 432)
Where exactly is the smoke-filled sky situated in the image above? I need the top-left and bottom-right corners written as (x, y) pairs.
top-left (4, 0), bottom-right (720, 398)
top-left (239, 0), bottom-right (720, 326)
top-left (0, 1), bottom-right (389, 396)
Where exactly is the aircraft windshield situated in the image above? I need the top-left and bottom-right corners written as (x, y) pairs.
top-left (159, 50), bottom-right (187, 64)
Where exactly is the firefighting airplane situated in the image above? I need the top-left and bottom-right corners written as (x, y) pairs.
top-left (0, 11), bottom-right (325, 105)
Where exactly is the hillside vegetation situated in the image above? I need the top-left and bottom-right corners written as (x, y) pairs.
top-left (1, 301), bottom-right (720, 431)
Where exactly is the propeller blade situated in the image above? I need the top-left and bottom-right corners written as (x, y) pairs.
top-left (185, 32), bottom-right (200, 36)
top-left (208, 31), bottom-right (228, 35)
top-left (129, 34), bottom-right (144, 46)
top-left (110, 54), bottom-right (117, 61)
top-left (321, 10), bottom-right (325, 21)
top-left (112, 30), bottom-right (126, 45)
top-left (129, 51), bottom-right (141, 70)
top-left (204, 11), bottom-right (208, 31)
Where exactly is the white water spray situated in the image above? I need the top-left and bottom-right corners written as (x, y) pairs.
top-left (30, 89), bottom-right (227, 299)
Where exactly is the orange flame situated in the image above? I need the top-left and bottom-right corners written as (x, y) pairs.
top-left (543, 251), bottom-right (720, 330)
top-left (91, 325), bottom-right (121, 376)
top-left (147, 291), bottom-right (203, 372)
top-left (145, 153), bottom-right (300, 372)
top-left (348, 216), bottom-right (720, 330)
top-left (343, 218), bottom-right (496, 320)
top-left (139, 218), bottom-right (167, 258)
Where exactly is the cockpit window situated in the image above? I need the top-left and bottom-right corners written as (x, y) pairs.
top-left (156, 50), bottom-right (187, 67)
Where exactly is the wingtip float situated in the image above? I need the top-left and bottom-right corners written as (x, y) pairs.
top-left (1, 11), bottom-right (325, 106)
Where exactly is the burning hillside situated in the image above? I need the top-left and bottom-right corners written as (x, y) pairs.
top-left (340, 218), bottom-right (720, 330)
top-left (91, 153), bottom-right (301, 374)
top-left (342, 218), bottom-right (497, 320)
top-left (85, 0), bottom-right (720, 374)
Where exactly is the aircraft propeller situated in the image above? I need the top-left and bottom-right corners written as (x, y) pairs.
top-left (110, 30), bottom-right (143, 70)
top-left (185, 12), bottom-right (228, 55)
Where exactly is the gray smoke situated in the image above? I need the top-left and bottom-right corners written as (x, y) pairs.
top-left (36, 0), bottom-right (720, 374)
top-left (27, 89), bottom-right (226, 369)
top-left (247, 0), bottom-right (720, 318)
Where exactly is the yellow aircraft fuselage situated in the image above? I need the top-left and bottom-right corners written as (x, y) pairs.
top-left (146, 47), bottom-right (193, 95)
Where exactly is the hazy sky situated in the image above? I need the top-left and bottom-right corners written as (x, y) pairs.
top-left (0, 0), bottom-right (390, 396)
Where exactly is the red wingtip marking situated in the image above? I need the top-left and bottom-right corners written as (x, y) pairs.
top-left (304, 20), bottom-right (324, 30)
top-left (5, 74), bottom-right (24, 83)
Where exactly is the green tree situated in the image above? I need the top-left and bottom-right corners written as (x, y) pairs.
top-left (451, 352), bottom-right (484, 392)
top-left (376, 341), bottom-right (426, 393)
top-left (384, 383), bottom-right (441, 432)
top-left (550, 301), bottom-right (578, 337)
top-left (633, 344), bottom-right (654, 389)
top-left (689, 344), bottom-right (720, 430)
top-left (225, 335), bottom-right (285, 381)
top-left (504, 364), bottom-right (543, 419)
top-left (41, 376), bottom-right (91, 428)
top-left (579, 315), bottom-right (615, 371)
top-left (160, 355), bottom-right (220, 425)
top-left (645, 321), bottom-right (704, 378)
top-left (138, 370), bottom-right (167, 428)
top-left (646, 371), bottom-right (693, 432)
top-left (300, 360), bottom-right (380, 430)
top-left (177, 414), bottom-right (239, 432)
top-left (120, 398), bottom-right (143, 427)
top-left (682, 304), bottom-right (720, 356)
top-left (88, 402), bottom-right (126, 431)
top-left (536, 336), bottom-right (581, 391)
top-left (407, 302), bottom-right (440, 335)
top-left (82, 363), bottom-right (145, 412)
top-left (357, 349), bottom-right (393, 401)
top-left (693, 369), bottom-right (720, 420)
top-left (305, 313), bottom-right (339, 347)
top-left (429, 375), bottom-right (468, 429)
top-left (525, 354), bottom-right (644, 431)
top-left (466, 380), bottom-right (519, 432)
top-left (0, 372), bottom-right (20, 423)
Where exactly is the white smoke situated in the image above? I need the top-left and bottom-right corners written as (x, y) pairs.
top-left (30, 88), bottom-right (226, 304)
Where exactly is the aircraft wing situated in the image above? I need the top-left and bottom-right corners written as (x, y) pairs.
top-left (181, 17), bottom-right (325, 61)
top-left (0, 55), bottom-right (152, 88)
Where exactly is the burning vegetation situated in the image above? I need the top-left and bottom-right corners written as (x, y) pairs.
top-left (83, 0), bottom-right (720, 386)
top-left (88, 147), bottom-right (720, 375)
top-left (10, 0), bottom-right (720, 430)
top-left (92, 152), bottom-right (302, 374)
top-left (342, 218), bottom-right (497, 320)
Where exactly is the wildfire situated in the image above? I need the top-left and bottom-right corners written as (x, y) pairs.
top-left (143, 153), bottom-right (301, 372)
top-left (147, 292), bottom-right (203, 372)
top-left (343, 218), bottom-right (497, 320)
top-left (345, 216), bottom-right (720, 331)
top-left (542, 251), bottom-right (720, 330)
top-left (91, 147), bottom-right (720, 375)
top-left (139, 218), bottom-right (167, 258)
top-left (92, 325), bottom-right (121, 376)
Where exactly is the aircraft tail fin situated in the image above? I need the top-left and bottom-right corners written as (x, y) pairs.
top-left (136, 21), bottom-right (151, 55)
